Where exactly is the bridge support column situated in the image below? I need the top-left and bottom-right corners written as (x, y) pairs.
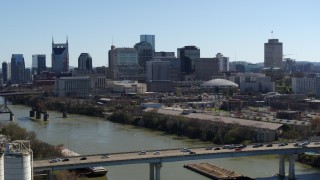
top-left (288, 154), bottom-right (295, 179)
top-left (279, 154), bottom-right (285, 178)
top-left (46, 169), bottom-right (53, 180)
top-left (149, 163), bottom-right (162, 180)
top-left (155, 163), bottom-right (162, 180)
top-left (30, 110), bottom-right (35, 117)
top-left (43, 113), bottom-right (49, 121)
top-left (149, 163), bottom-right (155, 180)
top-left (36, 111), bottom-right (41, 119)
top-left (63, 110), bottom-right (67, 118)
top-left (10, 113), bottom-right (14, 121)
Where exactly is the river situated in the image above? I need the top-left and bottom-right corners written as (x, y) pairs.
top-left (0, 101), bottom-right (319, 180)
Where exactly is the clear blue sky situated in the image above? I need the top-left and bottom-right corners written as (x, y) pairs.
top-left (0, 0), bottom-right (319, 67)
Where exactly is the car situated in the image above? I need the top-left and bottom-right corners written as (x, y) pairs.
top-left (252, 144), bottom-right (260, 148)
top-left (213, 147), bottom-right (221, 150)
top-left (222, 144), bottom-right (234, 149)
top-left (138, 151), bottom-right (146, 155)
top-left (62, 158), bottom-right (70, 162)
top-left (100, 154), bottom-right (110, 159)
top-left (153, 151), bottom-right (161, 155)
top-left (205, 147), bottom-right (212, 150)
top-left (266, 144), bottom-right (273, 147)
top-left (180, 148), bottom-right (190, 152)
top-left (49, 158), bottom-right (60, 163)
top-left (234, 144), bottom-right (246, 148)
top-left (80, 157), bottom-right (87, 160)
top-left (235, 148), bottom-right (242, 151)
top-left (189, 151), bottom-right (196, 155)
top-left (314, 142), bottom-right (320, 145)
top-left (278, 143), bottom-right (287, 147)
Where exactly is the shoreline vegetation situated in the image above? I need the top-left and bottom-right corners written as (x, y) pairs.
top-left (4, 95), bottom-right (320, 168)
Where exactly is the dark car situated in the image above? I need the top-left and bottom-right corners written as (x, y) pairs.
top-left (62, 158), bottom-right (70, 162)
top-left (213, 147), bottom-right (221, 150)
top-left (266, 144), bottom-right (273, 147)
top-left (80, 157), bottom-right (87, 160)
top-left (278, 143), bottom-right (287, 147)
top-left (189, 151), bottom-right (196, 155)
top-left (253, 144), bottom-right (260, 148)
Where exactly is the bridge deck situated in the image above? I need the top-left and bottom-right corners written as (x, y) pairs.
top-left (33, 143), bottom-right (320, 172)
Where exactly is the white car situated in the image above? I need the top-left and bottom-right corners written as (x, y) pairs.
top-left (153, 151), bottom-right (161, 155)
top-left (180, 148), bottom-right (190, 152)
top-left (138, 151), bottom-right (146, 155)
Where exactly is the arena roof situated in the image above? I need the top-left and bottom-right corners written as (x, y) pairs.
top-left (201, 79), bottom-right (238, 88)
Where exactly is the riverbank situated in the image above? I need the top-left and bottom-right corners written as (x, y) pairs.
top-left (298, 153), bottom-right (320, 168)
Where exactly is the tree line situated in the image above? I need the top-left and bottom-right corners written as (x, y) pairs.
top-left (0, 122), bottom-right (63, 159)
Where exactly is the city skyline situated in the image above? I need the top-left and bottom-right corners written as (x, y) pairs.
top-left (0, 0), bottom-right (319, 67)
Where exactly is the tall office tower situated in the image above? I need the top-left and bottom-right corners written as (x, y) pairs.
top-left (78, 53), bottom-right (92, 70)
top-left (146, 60), bottom-right (170, 81)
top-left (140, 35), bottom-right (155, 52)
top-left (108, 46), bottom-right (143, 80)
top-left (264, 39), bottom-right (283, 68)
top-left (134, 41), bottom-right (154, 69)
top-left (108, 45), bottom-right (116, 70)
top-left (2, 62), bottom-right (8, 84)
top-left (25, 68), bottom-right (31, 83)
top-left (11, 54), bottom-right (25, 84)
top-left (32, 54), bottom-right (46, 75)
top-left (216, 53), bottom-right (229, 72)
top-left (177, 46), bottom-right (200, 76)
top-left (52, 38), bottom-right (69, 74)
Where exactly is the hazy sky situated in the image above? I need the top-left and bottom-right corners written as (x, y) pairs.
top-left (0, 0), bottom-right (319, 67)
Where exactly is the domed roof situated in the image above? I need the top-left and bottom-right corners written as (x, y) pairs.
top-left (201, 78), bottom-right (238, 88)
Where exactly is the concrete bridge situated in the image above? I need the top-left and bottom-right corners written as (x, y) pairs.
top-left (33, 143), bottom-right (320, 180)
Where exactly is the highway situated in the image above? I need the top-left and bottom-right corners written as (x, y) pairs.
top-left (33, 142), bottom-right (320, 172)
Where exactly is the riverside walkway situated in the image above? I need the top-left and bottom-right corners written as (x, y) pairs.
top-left (34, 142), bottom-right (320, 180)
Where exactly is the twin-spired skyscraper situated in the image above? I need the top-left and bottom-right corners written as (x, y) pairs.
top-left (51, 38), bottom-right (69, 74)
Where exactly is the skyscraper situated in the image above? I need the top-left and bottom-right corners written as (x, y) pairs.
top-left (177, 46), bottom-right (200, 76)
top-left (140, 35), bottom-right (155, 52)
top-left (264, 39), bottom-right (283, 68)
top-left (32, 54), bottom-right (46, 75)
top-left (2, 62), bottom-right (8, 84)
top-left (11, 54), bottom-right (25, 84)
top-left (108, 46), bottom-right (143, 80)
top-left (146, 60), bottom-right (170, 81)
top-left (78, 53), bottom-right (92, 70)
top-left (52, 38), bottom-right (69, 74)
top-left (134, 41), bottom-right (154, 69)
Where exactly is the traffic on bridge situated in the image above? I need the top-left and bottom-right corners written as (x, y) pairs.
top-left (34, 142), bottom-right (320, 180)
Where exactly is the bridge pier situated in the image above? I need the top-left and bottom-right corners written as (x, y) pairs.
top-left (149, 163), bottom-right (162, 180)
top-left (279, 154), bottom-right (285, 178)
top-left (46, 169), bottom-right (53, 180)
top-left (43, 113), bottom-right (49, 121)
top-left (288, 154), bottom-right (295, 180)
top-left (36, 111), bottom-right (41, 119)
top-left (149, 163), bottom-right (155, 180)
top-left (10, 113), bottom-right (14, 121)
top-left (63, 110), bottom-right (67, 118)
top-left (30, 110), bottom-right (35, 117)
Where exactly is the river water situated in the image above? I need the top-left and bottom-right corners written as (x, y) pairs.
top-left (0, 101), bottom-right (319, 180)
